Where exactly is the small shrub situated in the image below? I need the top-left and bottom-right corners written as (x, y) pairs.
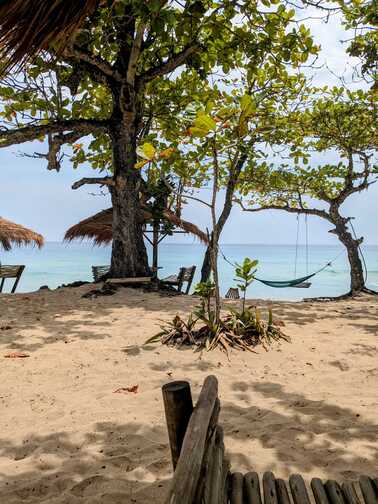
top-left (147, 257), bottom-right (289, 354)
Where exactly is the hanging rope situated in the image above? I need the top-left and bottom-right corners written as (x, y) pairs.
top-left (349, 220), bottom-right (368, 283)
top-left (305, 214), bottom-right (309, 276)
top-left (294, 214), bottom-right (300, 277)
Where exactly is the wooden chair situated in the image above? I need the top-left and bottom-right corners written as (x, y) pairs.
top-left (162, 265), bottom-right (196, 294)
top-left (92, 265), bottom-right (110, 282)
top-left (0, 265), bottom-right (25, 293)
top-left (162, 376), bottom-right (378, 504)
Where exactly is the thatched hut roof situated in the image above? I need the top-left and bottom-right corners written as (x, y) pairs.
top-left (0, 217), bottom-right (44, 251)
top-left (64, 207), bottom-right (208, 245)
top-left (0, 0), bottom-right (103, 72)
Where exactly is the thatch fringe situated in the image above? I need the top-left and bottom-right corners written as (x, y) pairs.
top-left (64, 207), bottom-right (208, 245)
top-left (0, 217), bottom-right (44, 251)
top-left (0, 0), bottom-right (102, 73)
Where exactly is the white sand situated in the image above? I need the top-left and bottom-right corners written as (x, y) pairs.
top-left (0, 286), bottom-right (377, 503)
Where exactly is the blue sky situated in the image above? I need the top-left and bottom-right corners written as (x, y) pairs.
top-left (1, 12), bottom-right (377, 246)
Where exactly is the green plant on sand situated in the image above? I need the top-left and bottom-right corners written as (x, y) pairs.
top-left (146, 258), bottom-right (289, 354)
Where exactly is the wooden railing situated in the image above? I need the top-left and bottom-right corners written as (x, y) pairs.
top-left (162, 376), bottom-right (378, 504)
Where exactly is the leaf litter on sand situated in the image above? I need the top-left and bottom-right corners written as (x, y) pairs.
top-left (4, 352), bottom-right (30, 358)
top-left (113, 385), bottom-right (139, 394)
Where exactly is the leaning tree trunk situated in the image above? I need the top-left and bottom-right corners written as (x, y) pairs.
top-left (329, 207), bottom-right (365, 294)
top-left (200, 150), bottom-right (248, 283)
top-left (109, 115), bottom-right (150, 278)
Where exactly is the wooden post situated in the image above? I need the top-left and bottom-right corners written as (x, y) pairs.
top-left (162, 380), bottom-right (194, 469)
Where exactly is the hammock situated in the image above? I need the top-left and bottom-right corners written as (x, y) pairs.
top-left (253, 272), bottom-right (316, 289)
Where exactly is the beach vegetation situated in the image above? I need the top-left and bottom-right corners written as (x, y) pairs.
top-left (238, 89), bottom-right (378, 297)
top-left (0, 0), bottom-right (318, 280)
top-left (147, 258), bottom-right (288, 353)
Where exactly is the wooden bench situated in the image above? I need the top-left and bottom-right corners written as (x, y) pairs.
top-left (162, 376), bottom-right (378, 504)
top-left (0, 265), bottom-right (25, 293)
top-left (105, 276), bottom-right (152, 285)
top-left (162, 265), bottom-right (196, 294)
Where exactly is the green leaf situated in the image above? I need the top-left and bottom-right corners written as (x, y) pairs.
top-left (137, 142), bottom-right (156, 161)
top-left (194, 112), bottom-right (216, 132)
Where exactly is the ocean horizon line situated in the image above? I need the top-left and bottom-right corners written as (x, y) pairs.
top-left (39, 240), bottom-right (378, 248)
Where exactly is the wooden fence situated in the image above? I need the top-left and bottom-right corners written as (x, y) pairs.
top-left (162, 375), bottom-right (378, 504)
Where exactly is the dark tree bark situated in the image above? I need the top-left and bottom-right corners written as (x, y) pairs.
top-left (108, 85), bottom-right (150, 278)
top-left (329, 206), bottom-right (365, 294)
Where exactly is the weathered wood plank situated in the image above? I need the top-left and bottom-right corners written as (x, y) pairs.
top-left (162, 380), bottom-right (193, 469)
top-left (342, 482), bottom-right (362, 504)
top-left (105, 276), bottom-right (152, 284)
top-left (164, 375), bottom-right (219, 504)
top-left (201, 426), bottom-right (229, 504)
top-left (193, 398), bottom-right (221, 502)
top-left (263, 472), bottom-right (279, 504)
top-left (311, 478), bottom-right (330, 504)
top-left (230, 472), bottom-right (244, 504)
top-left (289, 474), bottom-right (311, 504)
top-left (359, 476), bottom-right (377, 504)
top-left (276, 478), bottom-right (291, 504)
top-left (325, 480), bottom-right (345, 504)
top-left (215, 426), bottom-right (230, 504)
top-left (244, 472), bottom-right (262, 504)
top-left (211, 427), bottom-right (228, 504)
top-left (201, 428), bottom-right (217, 504)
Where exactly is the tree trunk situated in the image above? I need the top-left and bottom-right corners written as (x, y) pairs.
top-left (201, 247), bottom-right (212, 283)
top-left (329, 207), bottom-right (365, 294)
top-left (200, 150), bottom-right (248, 283)
top-left (109, 116), bottom-right (150, 278)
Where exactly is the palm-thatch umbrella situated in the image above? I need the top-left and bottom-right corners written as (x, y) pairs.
top-left (0, 217), bottom-right (44, 251)
top-left (0, 0), bottom-right (105, 72)
top-left (65, 207), bottom-right (208, 245)
top-left (65, 207), bottom-right (207, 276)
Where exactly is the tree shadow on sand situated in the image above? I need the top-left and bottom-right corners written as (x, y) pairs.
top-left (221, 380), bottom-right (378, 481)
top-left (266, 294), bottom-right (378, 331)
top-left (0, 420), bottom-right (171, 504)
top-left (0, 286), bottom-right (197, 353)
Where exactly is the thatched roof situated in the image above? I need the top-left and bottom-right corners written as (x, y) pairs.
top-left (0, 0), bottom-right (104, 73)
top-left (64, 207), bottom-right (208, 246)
top-left (0, 217), bottom-right (44, 251)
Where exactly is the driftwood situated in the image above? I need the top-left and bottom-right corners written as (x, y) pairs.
top-left (162, 376), bottom-right (378, 504)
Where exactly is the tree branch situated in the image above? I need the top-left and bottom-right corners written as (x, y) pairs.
top-left (127, 23), bottom-right (146, 85)
top-left (72, 176), bottom-right (114, 190)
top-left (63, 46), bottom-right (121, 82)
top-left (138, 43), bottom-right (200, 84)
top-left (0, 119), bottom-right (108, 148)
top-left (237, 199), bottom-right (330, 220)
top-left (32, 130), bottom-right (85, 172)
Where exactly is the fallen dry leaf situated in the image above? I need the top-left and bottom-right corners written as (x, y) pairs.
top-left (113, 385), bottom-right (139, 394)
top-left (4, 352), bottom-right (30, 359)
top-left (274, 319), bottom-right (286, 327)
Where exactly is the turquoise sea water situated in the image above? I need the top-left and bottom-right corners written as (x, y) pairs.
top-left (1, 242), bottom-right (377, 300)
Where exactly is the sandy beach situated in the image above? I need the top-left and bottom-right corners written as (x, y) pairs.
top-left (0, 286), bottom-right (377, 503)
